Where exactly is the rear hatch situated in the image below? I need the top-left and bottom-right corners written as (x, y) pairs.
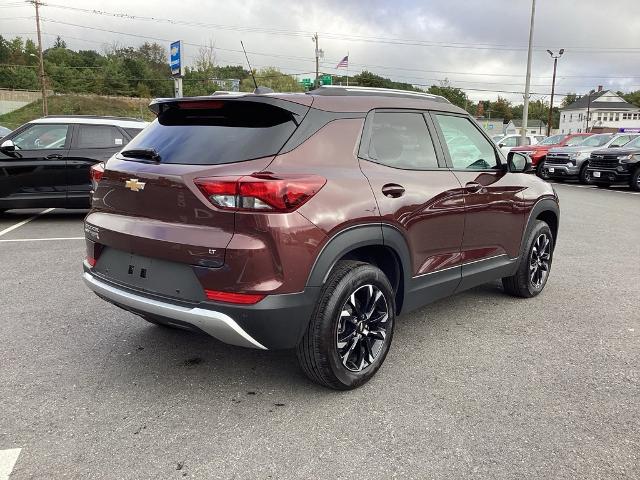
top-left (86, 96), bottom-right (311, 296)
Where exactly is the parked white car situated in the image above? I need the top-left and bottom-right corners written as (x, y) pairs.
top-left (496, 134), bottom-right (546, 155)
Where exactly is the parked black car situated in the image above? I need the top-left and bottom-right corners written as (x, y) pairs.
top-left (586, 136), bottom-right (640, 191)
top-left (0, 116), bottom-right (147, 212)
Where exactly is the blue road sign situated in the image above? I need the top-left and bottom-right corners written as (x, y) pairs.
top-left (170, 40), bottom-right (184, 77)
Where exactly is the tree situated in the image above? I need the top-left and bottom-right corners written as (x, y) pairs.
top-left (561, 93), bottom-right (580, 107)
top-left (194, 39), bottom-right (216, 74)
top-left (427, 81), bottom-right (469, 110)
top-left (351, 70), bottom-right (419, 91)
top-left (475, 102), bottom-right (485, 117)
top-left (53, 36), bottom-right (67, 49)
top-left (239, 67), bottom-right (303, 92)
top-left (490, 96), bottom-right (513, 121)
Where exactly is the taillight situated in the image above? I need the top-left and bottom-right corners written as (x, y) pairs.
top-left (90, 163), bottom-right (104, 191)
top-left (85, 239), bottom-right (103, 268)
top-left (194, 173), bottom-right (326, 213)
top-left (204, 289), bottom-right (265, 304)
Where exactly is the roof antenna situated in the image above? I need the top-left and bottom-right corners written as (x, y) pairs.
top-left (241, 41), bottom-right (258, 90)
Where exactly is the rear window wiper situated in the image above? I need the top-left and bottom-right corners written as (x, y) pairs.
top-left (120, 148), bottom-right (161, 162)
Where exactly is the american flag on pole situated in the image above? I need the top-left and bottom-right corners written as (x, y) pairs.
top-left (336, 55), bottom-right (349, 69)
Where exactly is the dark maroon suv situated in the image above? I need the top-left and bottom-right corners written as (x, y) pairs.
top-left (83, 86), bottom-right (559, 390)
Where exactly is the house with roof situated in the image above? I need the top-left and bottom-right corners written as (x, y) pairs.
top-left (504, 119), bottom-right (547, 135)
top-left (559, 88), bottom-right (640, 134)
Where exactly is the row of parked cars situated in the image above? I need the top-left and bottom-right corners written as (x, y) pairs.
top-left (492, 131), bottom-right (640, 191)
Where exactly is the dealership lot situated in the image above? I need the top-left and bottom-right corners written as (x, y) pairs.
top-left (0, 183), bottom-right (638, 479)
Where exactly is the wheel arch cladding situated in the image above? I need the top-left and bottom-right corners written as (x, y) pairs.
top-left (521, 198), bottom-right (560, 260)
top-left (306, 224), bottom-right (412, 315)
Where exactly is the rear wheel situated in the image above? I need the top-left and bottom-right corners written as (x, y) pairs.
top-left (536, 160), bottom-right (550, 180)
top-left (579, 163), bottom-right (593, 184)
top-left (630, 168), bottom-right (640, 192)
top-left (502, 220), bottom-right (553, 298)
top-left (296, 260), bottom-right (395, 390)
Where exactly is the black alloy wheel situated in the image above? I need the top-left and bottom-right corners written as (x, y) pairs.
top-left (336, 284), bottom-right (391, 373)
top-left (529, 233), bottom-right (551, 289)
top-left (297, 260), bottom-right (396, 390)
top-left (502, 220), bottom-right (553, 298)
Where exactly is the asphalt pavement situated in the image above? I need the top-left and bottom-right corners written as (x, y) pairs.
top-left (0, 183), bottom-right (638, 479)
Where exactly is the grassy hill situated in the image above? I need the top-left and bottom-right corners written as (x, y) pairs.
top-left (0, 95), bottom-right (156, 130)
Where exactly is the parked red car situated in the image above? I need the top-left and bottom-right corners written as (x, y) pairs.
top-left (512, 133), bottom-right (592, 178)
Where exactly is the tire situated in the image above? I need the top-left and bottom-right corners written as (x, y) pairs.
top-left (630, 168), bottom-right (640, 192)
top-left (536, 160), bottom-right (550, 180)
top-left (578, 163), bottom-right (593, 184)
top-left (502, 220), bottom-right (553, 298)
top-left (296, 260), bottom-right (395, 390)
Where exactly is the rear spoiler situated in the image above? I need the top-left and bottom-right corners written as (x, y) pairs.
top-left (148, 95), bottom-right (312, 123)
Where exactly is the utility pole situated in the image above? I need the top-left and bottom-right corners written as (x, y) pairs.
top-left (521, 0), bottom-right (536, 145)
top-left (32, 0), bottom-right (48, 116)
top-left (586, 91), bottom-right (592, 132)
top-left (312, 33), bottom-right (319, 88)
top-left (546, 49), bottom-right (564, 136)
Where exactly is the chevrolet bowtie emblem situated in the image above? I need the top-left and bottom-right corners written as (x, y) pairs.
top-left (125, 178), bottom-right (146, 192)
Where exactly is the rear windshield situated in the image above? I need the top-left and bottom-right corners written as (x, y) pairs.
top-left (122, 101), bottom-right (297, 165)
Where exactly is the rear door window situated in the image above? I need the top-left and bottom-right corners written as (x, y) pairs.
top-left (123, 101), bottom-right (298, 165)
top-left (75, 125), bottom-right (126, 149)
top-left (366, 112), bottom-right (439, 170)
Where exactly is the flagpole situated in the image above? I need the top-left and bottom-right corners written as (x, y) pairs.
top-left (346, 51), bottom-right (349, 86)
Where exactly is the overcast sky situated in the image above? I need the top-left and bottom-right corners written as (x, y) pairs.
top-left (4, 0), bottom-right (640, 103)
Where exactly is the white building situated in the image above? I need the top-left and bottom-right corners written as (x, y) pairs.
top-left (559, 88), bottom-right (640, 134)
top-left (504, 119), bottom-right (547, 135)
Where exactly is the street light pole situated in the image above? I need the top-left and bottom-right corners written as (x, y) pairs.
top-left (312, 33), bottom-right (319, 88)
top-left (546, 49), bottom-right (564, 136)
top-left (521, 0), bottom-right (537, 145)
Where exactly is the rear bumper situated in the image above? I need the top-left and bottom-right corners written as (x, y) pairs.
top-left (83, 267), bottom-right (319, 350)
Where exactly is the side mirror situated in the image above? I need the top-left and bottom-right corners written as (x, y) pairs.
top-left (507, 151), bottom-right (531, 173)
top-left (498, 143), bottom-right (505, 148)
top-left (0, 139), bottom-right (15, 152)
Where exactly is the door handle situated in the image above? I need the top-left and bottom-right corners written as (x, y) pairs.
top-left (465, 182), bottom-right (486, 194)
top-left (46, 154), bottom-right (63, 160)
top-left (381, 183), bottom-right (405, 198)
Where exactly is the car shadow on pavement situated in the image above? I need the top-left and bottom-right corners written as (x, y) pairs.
top-left (90, 281), bottom-right (509, 394)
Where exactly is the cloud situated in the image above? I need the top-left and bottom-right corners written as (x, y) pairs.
top-left (7, 0), bottom-right (640, 103)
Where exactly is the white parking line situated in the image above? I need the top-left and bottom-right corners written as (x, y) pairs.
top-left (553, 183), bottom-right (640, 195)
top-left (0, 237), bottom-right (84, 243)
top-left (0, 208), bottom-right (55, 238)
top-left (0, 448), bottom-right (21, 480)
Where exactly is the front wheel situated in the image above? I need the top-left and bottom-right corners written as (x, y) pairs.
top-left (296, 260), bottom-right (395, 390)
top-left (579, 163), bottom-right (593, 184)
top-left (502, 220), bottom-right (553, 298)
top-left (536, 160), bottom-right (550, 180)
top-left (630, 168), bottom-right (640, 192)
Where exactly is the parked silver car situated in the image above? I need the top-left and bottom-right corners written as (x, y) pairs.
top-left (544, 133), bottom-right (639, 183)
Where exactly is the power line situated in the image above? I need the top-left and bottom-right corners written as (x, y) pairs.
top-left (38, 2), bottom-right (640, 54)
top-left (37, 18), bottom-right (640, 83)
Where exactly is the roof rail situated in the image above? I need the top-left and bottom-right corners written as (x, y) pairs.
top-left (41, 114), bottom-right (144, 122)
top-left (307, 85), bottom-right (451, 104)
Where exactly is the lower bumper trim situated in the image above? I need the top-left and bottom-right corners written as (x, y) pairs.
top-left (82, 272), bottom-right (267, 350)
